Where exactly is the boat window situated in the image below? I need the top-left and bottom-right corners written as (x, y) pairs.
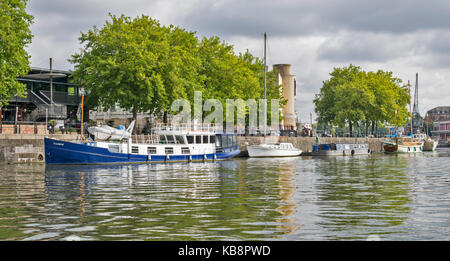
top-left (166, 135), bottom-right (175, 144)
top-left (228, 136), bottom-right (233, 147)
top-left (222, 135), bottom-right (228, 147)
top-left (210, 136), bottom-right (216, 144)
top-left (196, 135), bottom-right (202, 144)
top-left (132, 146), bottom-right (139, 154)
top-left (187, 135), bottom-right (194, 144)
top-left (159, 135), bottom-right (167, 144)
top-left (175, 135), bottom-right (185, 144)
top-left (147, 147), bottom-right (157, 154)
top-left (181, 147), bottom-right (190, 154)
top-left (165, 147), bottom-right (173, 154)
top-left (203, 135), bottom-right (208, 144)
top-left (215, 135), bottom-right (222, 147)
top-left (108, 145), bottom-right (120, 153)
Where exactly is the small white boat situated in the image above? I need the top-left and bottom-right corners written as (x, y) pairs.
top-left (88, 120), bottom-right (135, 140)
top-left (247, 143), bottom-right (302, 157)
top-left (414, 134), bottom-right (438, 151)
top-left (246, 33), bottom-right (301, 158)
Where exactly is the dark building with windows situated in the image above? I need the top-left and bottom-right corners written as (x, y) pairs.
top-left (2, 67), bottom-right (85, 127)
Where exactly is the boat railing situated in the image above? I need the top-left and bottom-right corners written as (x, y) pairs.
top-left (153, 123), bottom-right (224, 133)
top-left (131, 134), bottom-right (160, 144)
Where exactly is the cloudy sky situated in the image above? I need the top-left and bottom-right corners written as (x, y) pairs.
top-left (26, 0), bottom-right (450, 122)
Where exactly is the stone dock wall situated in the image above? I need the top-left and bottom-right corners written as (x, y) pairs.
top-left (237, 136), bottom-right (385, 156)
top-left (0, 134), bottom-right (386, 164)
top-left (0, 134), bottom-right (79, 164)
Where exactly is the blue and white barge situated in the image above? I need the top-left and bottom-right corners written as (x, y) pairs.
top-left (44, 124), bottom-right (240, 165)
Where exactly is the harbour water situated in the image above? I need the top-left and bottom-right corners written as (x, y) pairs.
top-left (1, 148), bottom-right (449, 241)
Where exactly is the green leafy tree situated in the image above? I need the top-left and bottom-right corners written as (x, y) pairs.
top-left (314, 65), bottom-right (409, 137)
top-left (70, 14), bottom-right (203, 122)
top-left (71, 14), bottom-right (285, 127)
top-left (314, 65), bottom-right (369, 136)
top-left (365, 70), bottom-right (409, 134)
top-left (0, 0), bottom-right (33, 106)
top-left (197, 36), bottom-right (284, 125)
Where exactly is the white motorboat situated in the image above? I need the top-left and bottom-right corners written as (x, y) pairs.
top-left (246, 33), bottom-right (301, 158)
top-left (247, 142), bottom-right (301, 157)
top-left (88, 120), bottom-right (135, 140)
top-left (414, 134), bottom-right (438, 151)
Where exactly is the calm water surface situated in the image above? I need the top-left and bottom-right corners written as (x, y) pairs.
top-left (1, 148), bottom-right (449, 241)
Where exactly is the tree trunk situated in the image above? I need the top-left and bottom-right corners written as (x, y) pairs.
top-left (371, 120), bottom-right (375, 135)
top-left (349, 120), bottom-right (353, 137)
top-left (163, 110), bottom-right (168, 124)
top-left (365, 120), bottom-right (369, 137)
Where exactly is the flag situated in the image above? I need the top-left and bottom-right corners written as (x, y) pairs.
top-left (76, 102), bottom-right (81, 121)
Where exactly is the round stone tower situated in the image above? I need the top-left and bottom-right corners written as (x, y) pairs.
top-left (273, 64), bottom-right (296, 130)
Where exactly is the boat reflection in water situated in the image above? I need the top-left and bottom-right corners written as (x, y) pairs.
top-left (3, 149), bottom-right (450, 240)
top-left (43, 159), bottom-right (301, 240)
top-left (42, 153), bottom-right (417, 240)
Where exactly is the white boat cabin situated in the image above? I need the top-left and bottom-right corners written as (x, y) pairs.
top-left (89, 130), bottom-right (238, 156)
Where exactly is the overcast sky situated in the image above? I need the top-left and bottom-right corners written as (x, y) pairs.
top-left (26, 0), bottom-right (450, 122)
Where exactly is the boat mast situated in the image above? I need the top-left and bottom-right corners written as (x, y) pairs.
top-left (408, 80), bottom-right (413, 135)
top-left (263, 32), bottom-right (267, 136)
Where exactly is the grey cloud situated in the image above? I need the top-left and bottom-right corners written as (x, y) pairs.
top-left (22, 0), bottom-right (450, 118)
top-left (174, 0), bottom-right (450, 38)
top-left (316, 32), bottom-right (418, 63)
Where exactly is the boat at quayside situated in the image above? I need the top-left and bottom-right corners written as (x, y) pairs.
top-left (247, 32), bottom-right (300, 158)
top-left (414, 133), bottom-right (438, 151)
top-left (383, 80), bottom-right (424, 154)
top-left (247, 142), bottom-right (302, 157)
top-left (311, 143), bottom-right (370, 156)
top-left (44, 123), bottom-right (240, 165)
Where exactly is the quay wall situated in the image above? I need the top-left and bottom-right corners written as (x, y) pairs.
top-left (0, 134), bottom-right (386, 164)
top-left (0, 134), bottom-right (78, 164)
top-left (237, 136), bottom-right (385, 156)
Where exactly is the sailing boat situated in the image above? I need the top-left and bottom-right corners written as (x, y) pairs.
top-left (383, 80), bottom-right (424, 153)
top-left (415, 114), bottom-right (438, 151)
top-left (247, 32), bottom-right (302, 158)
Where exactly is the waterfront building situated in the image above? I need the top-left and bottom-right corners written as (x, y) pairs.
top-left (427, 106), bottom-right (450, 144)
top-left (273, 64), bottom-right (297, 132)
top-left (1, 66), bottom-right (84, 132)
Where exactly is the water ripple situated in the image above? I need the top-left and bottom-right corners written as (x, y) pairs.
top-left (0, 148), bottom-right (449, 240)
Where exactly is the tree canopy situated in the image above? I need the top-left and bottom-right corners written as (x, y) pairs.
top-left (70, 14), bottom-right (283, 123)
top-left (0, 0), bottom-right (33, 107)
top-left (313, 64), bottom-right (409, 136)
